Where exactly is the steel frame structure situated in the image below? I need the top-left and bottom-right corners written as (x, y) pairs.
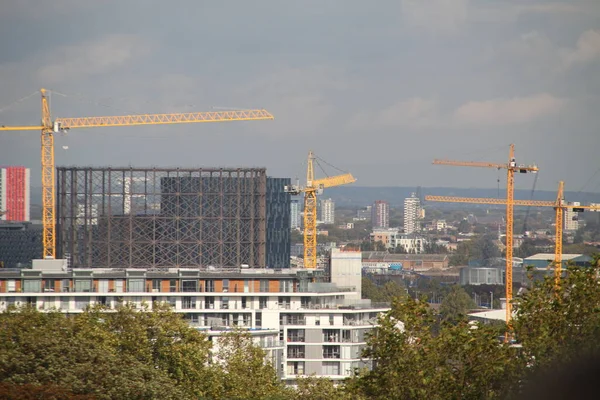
top-left (56, 167), bottom-right (267, 268)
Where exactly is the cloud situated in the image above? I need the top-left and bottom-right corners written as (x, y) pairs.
top-left (560, 30), bottom-right (600, 70)
top-left (36, 34), bottom-right (152, 84)
top-left (453, 93), bottom-right (566, 126)
top-left (350, 97), bottom-right (440, 130)
top-left (400, 0), bottom-right (469, 35)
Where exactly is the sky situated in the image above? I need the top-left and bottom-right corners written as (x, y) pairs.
top-left (0, 0), bottom-right (599, 193)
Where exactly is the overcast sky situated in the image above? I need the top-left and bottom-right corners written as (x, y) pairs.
top-left (1, 0), bottom-right (599, 193)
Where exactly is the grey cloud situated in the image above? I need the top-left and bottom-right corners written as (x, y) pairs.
top-left (0, 0), bottom-right (598, 193)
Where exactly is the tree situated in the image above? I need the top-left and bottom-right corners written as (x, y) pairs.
top-left (347, 297), bottom-right (523, 399)
top-left (423, 242), bottom-right (448, 254)
top-left (295, 376), bottom-right (358, 400)
top-left (212, 330), bottom-right (289, 400)
top-left (449, 240), bottom-right (473, 266)
top-left (513, 260), bottom-right (600, 370)
top-left (471, 234), bottom-right (501, 265)
top-left (361, 278), bottom-right (406, 302)
top-left (514, 238), bottom-right (538, 258)
top-left (458, 219), bottom-right (471, 233)
top-left (439, 285), bottom-right (476, 324)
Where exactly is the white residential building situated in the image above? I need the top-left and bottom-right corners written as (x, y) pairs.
top-left (404, 193), bottom-right (421, 234)
top-left (371, 201), bottom-right (389, 228)
top-left (564, 202), bottom-right (580, 231)
top-left (0, 256), bottom-right (387, 384)
top-left (320, 198), bottom-right (335, 225)
top-left (370, 228), bottom-right (428, 254)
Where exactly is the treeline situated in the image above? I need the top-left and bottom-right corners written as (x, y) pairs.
top-left (2, 257), bottom-right (600, 399)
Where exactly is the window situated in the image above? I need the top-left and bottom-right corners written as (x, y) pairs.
top-left (115, 280), bottom-right (124, 293)
top-left (301, 297), bottom-right (310, 309)
top-left (287, 345), bottom-right (305, 358)
top-left (182, 280), bottom-right (198, 292)
top-left (278, 296), bottom-right (291, 309)
top-left (322, 361), bottom-right (340, 376)
top-left (255, 312), bottom-right (262, 327)
top-left (152, 280), bottom-right (161, 292)
top-left (43, 280), bottom-right (55, 292)
top-left (323, 345), bottom-right (340, 359)
top-left (98, 280), bottom-right (109, 293)
top-left (23, 280), bottom-right (41, 293)
top-left (287, 361), bottom-right (305, 375)
top-left (60, 296), bottom-right (70, 310)
top-left (205, 280), bottom-right (215, 292)
top-left (241, 297), bottom-right (247, 309)
top-left (43, 296), bottom-right (54, 310)
top-left (169, 279), bottom-right (177, 292)
top-left (323, 329), bottom-right (340, 342)
top-left (206, 296), bottom-right (215, 309)
top-left (127, 279), bottom-right (144, 292)
top-left (329, 314), bottom-right (334, 325)
top-left (222, 279), bottom-right (229, 292)
top-left (279, 280), bottom-right (293, 293)
top-left (76, 296), bottom-right (90, 310)
top-left (97, 296), bottom-right (109, 306)
top-left (7, 280), bottom-right (16, 292)
top-left (168, 296), bottom-right (177, 308)
top-left (259, 280), bottom-right (269, 292)
top-left (61, 279), bottom-right (70, 292)
top-left (342, 330), bottom-right (352, 343)
top-left (287, 329), bottom-right (305, 342)
top-left (182, 296), bottom-right (196, 309)
top-left (221, 297), bottom-right (229, 309)
top-left (259, 297), bottom-right (267, 309)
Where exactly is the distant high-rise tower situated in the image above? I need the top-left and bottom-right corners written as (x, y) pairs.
top-left (290, 199), bottom-right (301, 229)
top-left (320, 198), bottom-right (335, 224)
top-left (371, 200), bottom-right (389, 228)
top-left (564, 202), bottom-right (580, 232)
top-left (0, 166), bottom-right (30, 222)
top-left (404, 193), bottom-right (421, 234)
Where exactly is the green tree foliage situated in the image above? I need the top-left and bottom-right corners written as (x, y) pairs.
top-left (0, 303), bottom-right (288, 400)
top-left (513, 260), bottom-right (600, 370)
top-left (361, 278), bottom-right (406, 302)
top-left (471, 234), bottom-right (501, 264)
top-left (457, 219), bottom-right (471, 233)
top-left (514, 238), bottom-right (538, 258)
top-left (439, 285), bottom-right (476, 323)
top-left (449, 240), bottom-right (473, 266)
top-left (423, 242), bottom-right (448, 254)
top-left (295, 376), bottom-right (359, 400)
top-left (348, 297), bottom-right (523, 399)
top-left (0, 382), bottom-right (96, 400)
top-left (212, 330), bottom-right (288, 400)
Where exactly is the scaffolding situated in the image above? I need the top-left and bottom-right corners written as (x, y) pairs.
top-left (56, 167), bottom-right (269, 268)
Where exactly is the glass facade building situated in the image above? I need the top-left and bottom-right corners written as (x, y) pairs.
top-left (266, 178), bottom-right (291, 269)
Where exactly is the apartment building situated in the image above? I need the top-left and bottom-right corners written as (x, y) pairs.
top-left (319, 198), bottom-right (335, 225)
top-left (404, 193), bottom-right (422, 234)
top-left (0, 253), bottom-right (387, 383)
top-left (0, 166), bottom-right (30, 222)
top-left (371, 201), bottom-right (389, 228)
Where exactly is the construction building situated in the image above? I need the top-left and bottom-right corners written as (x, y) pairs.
top-left (0, 250), bottom-right (387, 383)
top-left (0, 166), bottom-right (30, 222)
top-left (319, 198), bottom-right (335, 225)
top-left (0, 222), bottom-right (42, 268)
top-left (56, 167), bottom-right (290, 269)
top-left (371, 201), bottom-right (389, 228)
top-left (404, 193), bottom-right (422, 234)
top-left (362, 251), bottom-right (449, 271)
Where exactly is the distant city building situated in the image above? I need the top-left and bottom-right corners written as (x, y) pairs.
top-left (371, 201), bottom-right (389, 228)
top-left (370, 228), bottom-right (428, 254)
top-left (403, 193), bottom-right (421, 234)
top-left (290, 199), bottom-right (301, 229)
top-left (355, 206), bottom-right (372, 221)
top-left (0, 166), bottom-right (30, 221)
top-left (319, 198), bottom-right (335, 224)
top-left (564, 202), bottom-right (580, 231)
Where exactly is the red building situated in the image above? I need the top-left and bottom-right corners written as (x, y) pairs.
top-left (0, 167), bottom-right (30, 221)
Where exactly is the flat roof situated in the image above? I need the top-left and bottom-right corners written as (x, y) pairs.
top-left (524, 253), bottom-right (588, 261)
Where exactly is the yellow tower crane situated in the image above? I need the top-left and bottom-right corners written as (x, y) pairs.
top-left (0, 88), bottom-right (274, 259)
top-left (426, 181), bottom-right (600, 286)
top-left (285, 151), bottom-right (356, 269)
top-left (432, 144), bottom-right (538, 336)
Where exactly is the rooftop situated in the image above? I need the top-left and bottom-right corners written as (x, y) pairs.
top-left (362, 252), bottom-right (448, 262)
top-left (524, 253), bottom-right (589, 261)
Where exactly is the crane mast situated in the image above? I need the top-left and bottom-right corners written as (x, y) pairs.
top-left (0, 88), bottom-right (274, 259)
top-left (432, 144), bottom-right (538, 338)
top-left (285, 151), bottom-right (356, 269)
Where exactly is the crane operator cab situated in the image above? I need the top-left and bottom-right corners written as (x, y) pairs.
top-left (509, 158), bottom-right (516, 168)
